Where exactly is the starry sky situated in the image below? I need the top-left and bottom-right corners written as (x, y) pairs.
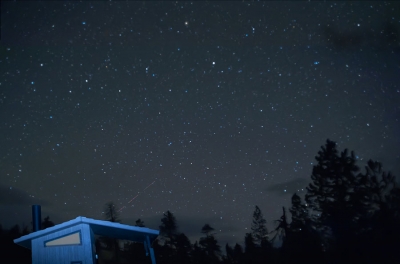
top-left (1, 1), bottom-right (399, 247)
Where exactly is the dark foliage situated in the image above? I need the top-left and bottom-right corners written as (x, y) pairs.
top-left (97, 201), bottom-right (121, 263)
top-left (6, 139), bottom-right (400, 264)
top-left (199, 224), bottom-right (221, 264)
top-left (305, 139), bottom-right (400, 264)
top-left (0, 217), bottom-right (57, 264)
top-left (250, 205), bottom-right (269, 246)
top-left (41, 216), bottom-right (55, 229)
top-left (135, 218), bottom-right (146, 227)
top-left (159, 210), bottom-right (178, 246)
top-left (201, 224), bottom-right (215, 236)
top-left (103, 201), bottom-right (121, 223)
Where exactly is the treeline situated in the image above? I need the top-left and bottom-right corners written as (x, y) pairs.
top-left (2, 139), bottom-right (400, 263)
top-left (0, 216), bottom-right (54, 263)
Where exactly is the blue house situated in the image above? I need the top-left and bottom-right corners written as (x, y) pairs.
top-left (14, 216), bottom-right (159, 264)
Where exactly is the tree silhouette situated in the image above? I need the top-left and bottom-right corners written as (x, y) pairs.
top-left (250, 205), bottom-right (268, 246)
top-left (289, 193), bottom-right (308, 231)
top-left (155, 210), bottom-right (179, 264)
top-left (99, 201), bottom-right (121, 263)
top-left (271, 207), bottom-right (289, 244)
top-left (103, 201), bottom-right (120, 223)
top-left (5, 139), bottom-right (399, 264)
top-left (175, 233), bottom-right (193, 264)
top-left (122, 241), bottom-right (148, 264)
top-left (224, 243), bottom-right (235, 264)
top-left (159, 210), bottom-right (178, 246)
top-left (199, 224), bottom-right (221, 264)
top-left (0, 224), bottom-right (31, 263)
top-left (248, 205), bottom-right (272, 263)
top-left (21, 224), bottom-right (30, 236)
top-left (135, 218), bottom-right (145, 227)
top-left (354, 160), bottom-right (400, 263)
top-left (305, 139), bottom-right (360, 260)
top-left (279, 194), bottom-right (324, 264)
top-left (304, 139), bottom-right (400, 263)
top-left (223, 243), bottom-right (245, 264)
top-left (201, 224), bottom-right (215, 237)
top-left (243, 232), bottom-right (257, 264)
top-left (41, 216), bottom-right (55, 229)
top-left (192, 241), bottom-right (205, 264)
top-left (232, 243), bottom-right (244, 264)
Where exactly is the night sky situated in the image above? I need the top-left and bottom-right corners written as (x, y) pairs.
top-left (1, 1), bottom-right (399, 246)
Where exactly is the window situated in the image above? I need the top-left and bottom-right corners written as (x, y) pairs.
top-left (45, 231), bottom-right (81, 247)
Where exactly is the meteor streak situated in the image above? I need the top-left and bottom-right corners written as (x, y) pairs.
top-left (117, 206), bottom-right (126, 212)
top-left (118, 180), bottom-right (156, 212)
top-left (143, 181), bottom-right (155, 191)
top-left (128, 194), bottom-right (139, 203)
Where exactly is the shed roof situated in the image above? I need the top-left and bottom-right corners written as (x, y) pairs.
top-left (14, 216), bottom-right (159, 249)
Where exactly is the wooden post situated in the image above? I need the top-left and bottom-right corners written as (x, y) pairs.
top-left (146, 235), bottom-right (156, 264)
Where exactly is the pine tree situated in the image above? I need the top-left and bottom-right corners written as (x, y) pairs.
top-left (199, 224), bottom-right (221, 264)
top-left (101, 201), bottom-right (121, 263)
top-left (224, 243), bottom-right (244, 264)
top-left (305, 140), bottom-right (359, 243)
top-left (135, 218), bottom-right (145, 227)
top-left (283, 194), bottom-right (324, 264)
top-left (233, 243), bottom-right (244, 264)
top-left (250, 206), bottom-right (268, 245)
top-left (224, 244), bottom-right (233, 264)
top-left (354, 160), bottom-right (400, 263)
top-left (289, 193), bottom-right (308, 232)
top-left (175, 233), bottom-right (192, 264)
top-left (298, 139), bottom-right (400, 263)
top-left (103, 201), bottom-right (120, 223)
top-left (304, 139), bottom-right (382, 263)
top-left (271, 207), bottom-right (289, 244)
top-left (244, 233), bottom-right (257, 263)
top-left (159, 210), bottom-right (178, 246)
top-left (201, 224), bottom-right (215, 237)
top-left (156, 211), bottom-right (179, 264)
top-left (192, 241), bottom-right (205, 264)
top-left (41, 216), bottom-right (55, 229)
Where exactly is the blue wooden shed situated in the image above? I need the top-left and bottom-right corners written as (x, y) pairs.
top-left (14, 216), bottom-right (159, 264)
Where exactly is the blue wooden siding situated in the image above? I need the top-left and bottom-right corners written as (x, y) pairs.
top-left (31, 223), bottom-right (94, 264)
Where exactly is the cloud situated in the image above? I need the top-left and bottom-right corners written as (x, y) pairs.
top-left (0, 184), bottom-right (56, 229)
top-left (0, 184), bottom-right (51, 206)
top-left (124, 212), bottom-right (243, 246)
top-left (124, 213), bottom-right (221, 237)
top-left (264, 178), bottom-right (309, 196)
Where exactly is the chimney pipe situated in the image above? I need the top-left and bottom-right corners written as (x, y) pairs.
top-left (32, 205), bottom-right (41, 232)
